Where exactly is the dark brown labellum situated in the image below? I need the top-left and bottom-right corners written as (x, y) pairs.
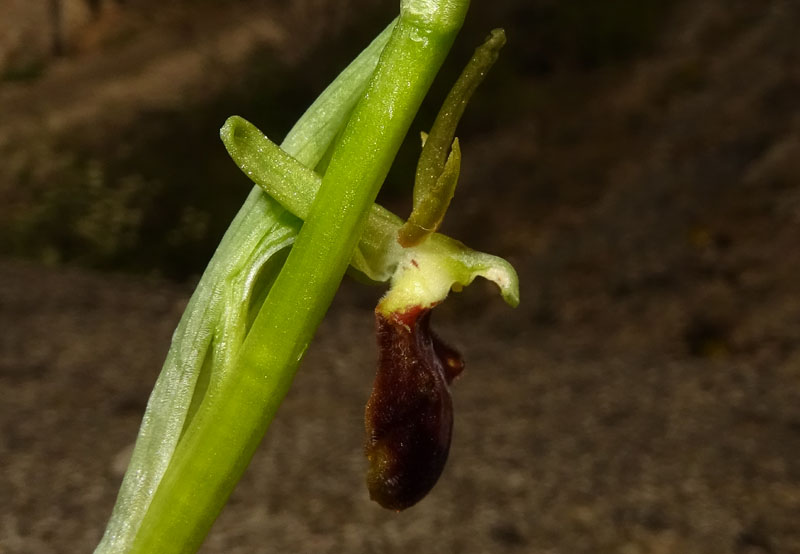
top-left (365, 306), bottom-right (464, 510)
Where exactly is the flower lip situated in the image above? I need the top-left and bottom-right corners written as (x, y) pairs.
top-left (365, 305), bottom-right (464, 510)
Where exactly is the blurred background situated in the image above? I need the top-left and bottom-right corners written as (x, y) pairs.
top-left (1, 0), bottom-right (799, 552)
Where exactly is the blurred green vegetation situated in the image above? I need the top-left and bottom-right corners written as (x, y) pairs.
top-left (0, 0), bottom-right (682, 280)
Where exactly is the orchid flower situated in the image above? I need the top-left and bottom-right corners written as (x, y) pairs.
top-left (97, 1), bottom-right (518, 551)
top-left (224, 29), bottom-right (516, 510)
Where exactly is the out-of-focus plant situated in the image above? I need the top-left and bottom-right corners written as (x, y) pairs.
top-left (96, 1), bottom-right (518, 552)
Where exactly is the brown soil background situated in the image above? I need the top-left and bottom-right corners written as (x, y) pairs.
top-left (2, 1), bottom-right (800, 552)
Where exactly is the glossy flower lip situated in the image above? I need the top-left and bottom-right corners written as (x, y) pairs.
top-left (365, 305), bottom-right (464, 510)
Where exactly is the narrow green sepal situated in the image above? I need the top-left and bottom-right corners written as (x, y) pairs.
top-left (220, 116), bottom-right (319, 219)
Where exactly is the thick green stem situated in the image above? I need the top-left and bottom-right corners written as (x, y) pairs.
top-left (128, 1), bottom-right (469, 552)
top-left (95, 21), bottom-right (396, 554)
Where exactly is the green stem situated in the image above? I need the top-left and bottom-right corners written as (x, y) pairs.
top-left (95, 21), bottom-right (396, 554)
top-left (128, 1), bottom-right (469, 551)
